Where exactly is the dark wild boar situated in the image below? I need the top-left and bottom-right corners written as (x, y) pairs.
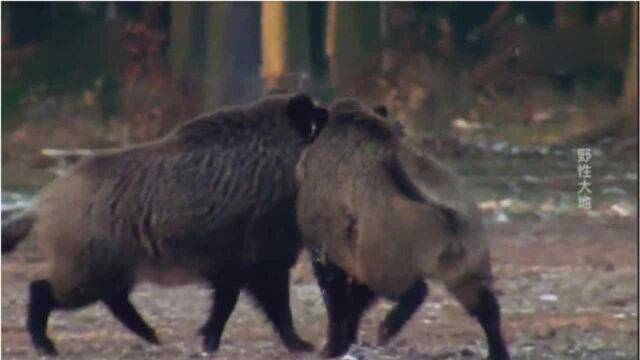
top-left (2, 94), bottom-right (328, 356)
top-left (295, 100), bottom-right (509, 359)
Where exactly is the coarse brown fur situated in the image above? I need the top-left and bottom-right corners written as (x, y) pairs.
top-left (2, 93), bottom-right (328, 356)
top-left (295, 100), bottom-right (509, 359)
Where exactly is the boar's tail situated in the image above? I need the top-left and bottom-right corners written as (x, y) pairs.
top-left (384, 154), bottom-right (466, 235)
top-left (2, 210), bottom-right (36, 254)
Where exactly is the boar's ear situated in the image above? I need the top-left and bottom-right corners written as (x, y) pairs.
top-left (312, 107), bottom-right (329, 140)
top-left (287, 94), bottom-right (328, 141)
top-left (373, 104), bottom-right (389, 118)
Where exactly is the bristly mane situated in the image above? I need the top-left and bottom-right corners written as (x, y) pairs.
top-left (170, 96), bottom-right (291, 146)
top-left (332, 112), bottom-right (397, 143)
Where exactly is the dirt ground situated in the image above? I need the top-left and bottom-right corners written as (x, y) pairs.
top-left (1, 216), bottom-right (637, 360)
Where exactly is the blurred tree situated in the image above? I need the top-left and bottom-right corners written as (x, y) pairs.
top-left (206, 2), bottom-right (261, 109)
top-left (261, 2), bottom-right (311, 91)
top-left (555, 3), bottom-right (586, 28)
top-left (326, 2), bottom-right (381, 94)
top-left (170, 3), bottom-right (261, 110)
top-left (309, 2), bottom-right (328, 81)
top-left (621, 2), bottom-right (638, 131)
top-left (2, 2), bottom-right (10, 46)
top-left (142, 2), bottom-right (162, 30)
top-left (6, 3), bottom-right (54, 47)
top-left (169, 2), bottom-right (194, 84)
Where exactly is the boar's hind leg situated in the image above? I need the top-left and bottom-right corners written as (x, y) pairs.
top-left (27, 280), bottom-right (60, 356)
top-left (448, 281), bottom-right (510, 360)
top-left (247, 263), bottom-right (314, 352)
top-left (27, 277), bottom-right (105, 356)
top-left (199, 273), bottom-right (243, 353)
top-left (377, 280), bottom-right (428, 346)
top-left (102, 290), bottom-right (159, 345)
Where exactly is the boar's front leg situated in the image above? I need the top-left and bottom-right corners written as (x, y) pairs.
top-left (311, 254), bottom-right (375, 357)
top-left (377, 280), bottom-right (428, 346)
top-left (345, 281), bottom-right (376, 344)
top-left (198, 270), bottom-right (244, 353)
top-left (246, 262), bottom-right (314, 352)
top-left (311, 256), bottom-right (352, 357)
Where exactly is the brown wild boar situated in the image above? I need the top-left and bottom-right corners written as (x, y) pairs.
top-left (296, 100), bottom-right (509, 359)
top-left (2, 94), bottom-right (328, 356)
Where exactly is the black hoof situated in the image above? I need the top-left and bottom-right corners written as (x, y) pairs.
top-left (144, 330), bottom-right (160, 345)
top-left (489, 348), bottom-right (511, 360)
top-left (201, 335), bottom-right (220, 353)
top-left (319, 341), bottom-right (351, 358)
top-left (284, 337), bottom-right (314, 352)
top-left (377, 323), bottom-right (393, 346)
top-left (34, 338), bottom-right (59, 357)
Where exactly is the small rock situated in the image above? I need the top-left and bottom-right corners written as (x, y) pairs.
top-left (604, 262), bottom-right (616, 272)
top-left (478, 200), bottom-right (499, 211)
top-left (452, 118), bottom-right (481, 130)
top-left (460, 347), bottom-right (475, 357)
top-left (498, 198), bottom-right (513, 207)
top-left (535, 327), bottom-right (557, 339)
top-left (495, 211), bottom-right (509, 223)
top-left (539, 293), bottom-right (558, 302)
top-left (610, 203), bottom-right (631, 217)
top-left (491, 142), bottom-right (509, 153)
top-left (602, 187), bottom-right (627, 196)
top-left (523, 175), bottom-right (542, 183)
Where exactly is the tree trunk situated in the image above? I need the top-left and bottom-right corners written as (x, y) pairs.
top-left (169, 3), bottom-right (194, 81)
top-left (204, 2), bottom-right (226, 110)
top-left (2, 3), bottom-right (9, 45)
top-left (261, 2), bottom-right (311, 91)
top-left (555, 3), bottom-right (586, 28)
top-left (326, 2), bottom-right (381, 94)
top-left (621, 2), bottom-right (638, 132)
top-left (205, 2), bottom-right (261, 110)
top-left (170, 3), bottom-right (261, 111)
top-left (309, 2), bottom-right (328, 81)
top-left (142, 2), bottom-right (162, 30)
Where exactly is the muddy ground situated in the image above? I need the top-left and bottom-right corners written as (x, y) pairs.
top-left (2, 215), bottom-right (637, 360)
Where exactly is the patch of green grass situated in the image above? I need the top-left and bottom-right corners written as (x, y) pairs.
top-left (1, 81), bottom-right (28, 124)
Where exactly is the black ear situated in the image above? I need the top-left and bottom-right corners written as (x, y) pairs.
top-left (287, 94), bottom-right (328, 141)
top-left (312, 107), bottom-right (329, 140)
top-left (373, 104), bottom-right (389, 118)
